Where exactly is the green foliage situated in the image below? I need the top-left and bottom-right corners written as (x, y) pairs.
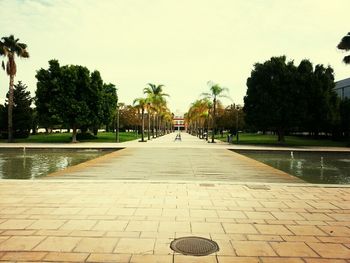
top-left (101, 83), bottom-right (118, 131)
top-left (35, 60), bottom-right (63, 129)
top-left (1, 81), bottom-right (33, 138)
top-left (35, 60), bottom-right (118, 142)
top-left (339, 98), bottom-right (350, 137)
top-left (9, 132), bottom-right (140, 143)
top-left (216, 133), bottom-right (348, 147)
top-left (244, 56), bottom-right (338, 142)
top-left (337, 32), bottom-right (350, 64)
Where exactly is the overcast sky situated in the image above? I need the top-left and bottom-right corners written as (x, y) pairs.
top-left (1, 0), bottom-right (349, 113)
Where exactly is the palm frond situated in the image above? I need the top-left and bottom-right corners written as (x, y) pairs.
top-left (337, 33), bottom-right (350, 51)
top-left (343, 55), bottom-right (350, 64)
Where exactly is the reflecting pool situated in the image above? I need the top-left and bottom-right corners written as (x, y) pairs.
top-left (234, 150), bottom-right (350, 184)
top-left (0, 148), bottom-right (114, 179)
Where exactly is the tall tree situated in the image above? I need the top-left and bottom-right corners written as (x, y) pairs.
top-left (202, 81), bottom-right (229, 143)
top-left (8, 81), bottom-right (33, 138)
top-left (337, 32), bottom-right (350, 64)
top-left (244, 56), bottom-right (302, 142)
top-left (133, 97), bottom-right (148, 142)
top-left (35, 60), bottom-right (62, 132)
top-left (101, 83), bottom-right (118, 132)
top-left (87, 70), bottom-right (104, 135)
top-left (1, 81), bottom-right (33, 138)
top-left (59, 65), bottom-right (91, 142)
top-left (143, 83), bottom-right (169, 137)
top-left (0, 35), bottom-right (29, 142)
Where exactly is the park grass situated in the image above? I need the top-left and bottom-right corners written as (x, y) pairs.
top-left (215, 133), bottom-right (349, 147)
top-left (3, 132), bottom-right (141, 143)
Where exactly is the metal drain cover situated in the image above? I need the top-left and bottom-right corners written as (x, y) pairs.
top-left (170, 236), bottom-right (219, 256)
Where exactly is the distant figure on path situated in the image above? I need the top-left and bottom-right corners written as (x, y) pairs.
top-left (174, 133), bottom-right (181, 142)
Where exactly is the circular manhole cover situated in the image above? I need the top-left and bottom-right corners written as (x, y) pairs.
top-left (170, 236), bottom-right (219, 256)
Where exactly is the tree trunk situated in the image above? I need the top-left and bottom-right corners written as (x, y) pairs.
top-left (148, 112), bottom-right (151, 140)
top-left (211, 97), bottom-right (216, 143)
top-left (7, 75), bottom-right (15, 142)
top-left (141, 109), bottom-right (145, 142)
top-left (72, 125), bottom-right (78, 143)
top-left (152, 115), bottom-right (155, 138)
top-left (277, 128), bottom-right (285, 142)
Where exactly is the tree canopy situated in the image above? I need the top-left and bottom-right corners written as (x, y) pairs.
top-left (244, 56), bottom-right (338, 142)
top-left (337, 32), bottom-right (350, 64)
top-left (1, 81), bottom-right (33, 138)
top-left (35, 60), bottom-right (118, 142)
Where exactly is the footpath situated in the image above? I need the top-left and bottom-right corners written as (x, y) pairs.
top-left (0, 132), bottom-right (349, 262)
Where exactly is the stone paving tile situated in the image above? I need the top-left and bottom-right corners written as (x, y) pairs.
top-left (28, 219), bottom-right (66, 230)
top-left (191, 222), bottom-right (225, 234)
top-left (0, 252), bottom-right (47, 261)
top-left (0, 236), bottom-right (45, 251)
top-left (1, 230), bottom-right (35, 236)
top-left (92, 220), bottom-right (128, 231)
top-left (217, 210), bottom-right (246, 219)
top-left (255, 224), bottom-right (293, 235)
top-left (319, 225), bottom-right (350, 236)
top-left (33, 237), bottom-right (81, 252)
top-left (270, 241), bottom-right (318, 257)
top-left (261, 258), bottom-right (305, 263)
top-left (60, 219), bottom-right (97, 230)
top-left (43, 252), bottom-right (89, 262)
top-left (125, 221), bottom-right (159, 232)
top-left (174, 255), bottom-right (217, 263)
top-left (307, 242), bottom-right (350, 259)
top-left (231, 240), bottom-right (277, 256)
top-left (158, 221), bottom-right (190, 232)
top-left (247, 234), bottom-right (283, 242)
top-left (86, 253), bottom-right (131, 262)
top-left (244, 211), bottom-right (276, 220)
top-left (0, 219), bottom-right (35, 229)
top-left (218, 256), bottom-right (260, 263)
top-left (303, 259), bottom-right (348, 263)
top-left (114, 238), bottom-right (155, 254)
top-left (130, 254), bottom-right (173, 263)
top-left (282, 235), bottom-right (319, 242)
top-left (286, 225), bottom-right (328, 236)
top-left (222, 223), bottom-right (258, 234)
top-left (74, 237), bottom-right (119, 253)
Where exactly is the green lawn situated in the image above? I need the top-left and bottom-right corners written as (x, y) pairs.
top-left (215, 133), bottom-right (349, 147)
top-left (3, 132), bottom-right (141, 143)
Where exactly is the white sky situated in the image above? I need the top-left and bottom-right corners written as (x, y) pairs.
top-left (1, 0), bottom-right (349, 113)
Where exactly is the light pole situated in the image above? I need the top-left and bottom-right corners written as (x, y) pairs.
top-left (116, 104), bottom-right (119, 143)
top-left (236, 105), bottom-right (240, 143)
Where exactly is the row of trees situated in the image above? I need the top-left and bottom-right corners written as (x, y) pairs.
top-left (35, 60), bottom-right (118, 142)
top-left (186, 82), bottom-right (239, 143)
top-left (132, 83), bottom-right (172, 142)
top-left (244, 56), bottom-right (349, 142)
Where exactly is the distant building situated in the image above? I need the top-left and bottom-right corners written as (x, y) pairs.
top-left (335, 77), bottom-right (350, 99)
top-left (173, 110), bottom-right (186, 131)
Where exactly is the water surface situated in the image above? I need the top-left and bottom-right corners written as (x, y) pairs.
top-left (0, 148), bottom-right (114, 179)
top-left (235, 150), bottom-right (350, 184)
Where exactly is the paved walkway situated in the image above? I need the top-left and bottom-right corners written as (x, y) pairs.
top-left (46, 133), bottom-right (301, 183)
top-left (0, 132), bottom-right (349, 262)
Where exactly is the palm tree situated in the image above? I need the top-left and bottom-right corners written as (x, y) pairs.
top-left (202, 81), bottom-right (229, 143)
top-left (1, 35), bottom-right (29, 142)
top-left (133, 97), bottom-right (148, 142)
top-left (337, 32), bottom-right (350, 64)
top-left (143, 83), bottom-right (169, 137)
top-left (187, 99), bottom-right (211, 138)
